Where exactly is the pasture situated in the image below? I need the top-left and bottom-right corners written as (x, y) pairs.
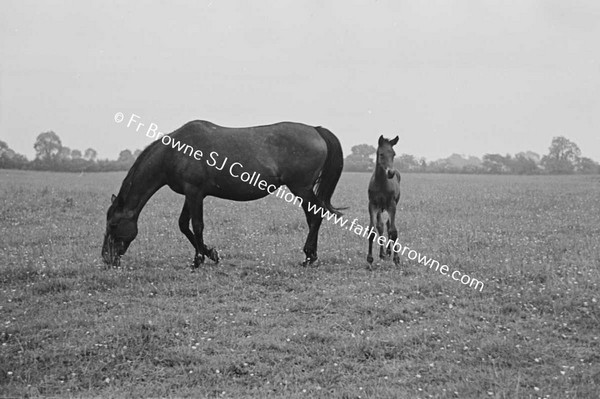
top-left (1, 169), bottom-right (599, 398)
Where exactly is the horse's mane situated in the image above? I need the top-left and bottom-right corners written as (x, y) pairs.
top-left (117, 140), bottom-right (161, 201)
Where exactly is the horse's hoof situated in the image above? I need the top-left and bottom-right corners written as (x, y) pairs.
top-left (393, 256), bottom-right (400, 266)
top-left (207, 248), bottom-right (220, 263)
top-left (366, 255), bottom-right (373, 264)
top-left (193, 254), bottom-right (205, 269)
top-left (301, 256), bottom-right (318, 267)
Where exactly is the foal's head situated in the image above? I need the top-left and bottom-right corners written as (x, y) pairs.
top-left (101, 194), bottom-right (138, 266)
top-left (376, 135), bottom-right (399, 178)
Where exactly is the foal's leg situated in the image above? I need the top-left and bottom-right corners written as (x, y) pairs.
top-left (187, 193), bottom-right (219, 268)
top-left (385, 219), bottom-right (392, 256)
top-left (376, 211), bottom-right (385, 259)
top-left (366, 202), bottom-right (378, 265)
top-left (387, 204), bottom-right (400, 265)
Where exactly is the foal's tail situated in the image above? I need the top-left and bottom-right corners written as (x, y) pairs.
top-left (313, 126), bottom-right (346, 216)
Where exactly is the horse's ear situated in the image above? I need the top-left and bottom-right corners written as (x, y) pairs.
top-left (390, 136), bottom-right (399, 146)
top-left (378, 135), bottom-right (384, 146)
top-left (111, 194), bottom-right (117, 204)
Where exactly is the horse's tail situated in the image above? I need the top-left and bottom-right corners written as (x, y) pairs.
top-left (313, 126), bottom-right (346, 216)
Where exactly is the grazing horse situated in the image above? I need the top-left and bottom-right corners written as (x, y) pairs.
top-left (102, 120), bottom-right (344, 268)
top-left (367, 135), bottom-right (401, 266)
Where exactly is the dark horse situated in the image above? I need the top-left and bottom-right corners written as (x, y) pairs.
top-left (102, 120), bottom-right (344, 268)
top-left (367, 135), bottom-right (401, 266)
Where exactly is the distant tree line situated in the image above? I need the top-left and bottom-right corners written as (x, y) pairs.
top-left (344, 136), bottom-right (600, 175)
top-left (1, 131), bottom-right (598, 175)
top-left (0, 131), bottom-right (141, 172)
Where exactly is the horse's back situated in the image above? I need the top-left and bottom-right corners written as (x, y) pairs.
top-left (182, 119), bottom-right (325, 156)
top-left (161, 120), bottom-right (332, 196)
top-left (177, 120), bottom-right (319, 138)
top-left (170, 120), bottom-right (325, 156)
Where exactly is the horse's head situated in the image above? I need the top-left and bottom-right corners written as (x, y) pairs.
top-left (377, 135), bottom-right (399, 179)
top-left (102, 194), bottom-right (138, 266)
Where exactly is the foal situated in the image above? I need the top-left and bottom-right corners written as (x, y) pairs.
top-left (367, 135), bottom-right (401, 266)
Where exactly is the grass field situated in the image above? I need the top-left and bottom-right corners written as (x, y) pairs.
top-left (1, 169), bottom-right (599, 398)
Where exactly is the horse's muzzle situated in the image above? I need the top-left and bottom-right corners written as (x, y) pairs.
top-left (102, 234), bottom-right (122, 266)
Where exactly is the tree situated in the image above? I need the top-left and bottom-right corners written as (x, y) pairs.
top-left (84, 148), bottom-right (97, 161)
top-left (0, 140), bottom-right (28, 170)
top-left (427, 158), bottom-right (452, 173)
top-left (397, 154), bottom-right (419, 171)
top-left (576, 157), bottom-right (600, 174)
top-left (516, 151), bottom-right (540, 164)
top-left (117, 149), bottom-right (135, 164)
top-left (444, 154), bottom-right (482, 170)
top-left (510, 154), bottom-right (539, 174)
top-left (482, 154), bottom-right (511, 174)
top-left (351, 144), bottom-right (376, 158)
top-left (71, 149), bottom-right (82, 159)
top-left (541, 136), bottom-right (581, 174)
top-left (133, 149), bottom-right (142, 159)
top-left (59, 146), bottom-right (71, 161)
top-left (34, 131), bottom-right (62, 161)
top-left (344, 144), bottom-right (376, 172)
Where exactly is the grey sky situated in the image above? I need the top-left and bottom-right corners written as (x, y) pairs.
top-left (1, 0), bottom-right (599, 162)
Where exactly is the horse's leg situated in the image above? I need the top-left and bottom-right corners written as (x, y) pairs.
top-left (178, 201), bottom-right (197, 252)
top-left (376, 211), bottom-right (385, 259)
top-left (288, 187), bottom-right (323, 266)
top-left (387, 204), bottom-right (400, 265)
top-left (302, 194), bottom-right (324, 266)
top-left (187, 193), bottom-right (219, 268)
top-left (367, 202), bottom-right (377, 264)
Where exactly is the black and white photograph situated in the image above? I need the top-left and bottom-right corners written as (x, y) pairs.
top-left (1, 1), bottom-right (599, 397)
